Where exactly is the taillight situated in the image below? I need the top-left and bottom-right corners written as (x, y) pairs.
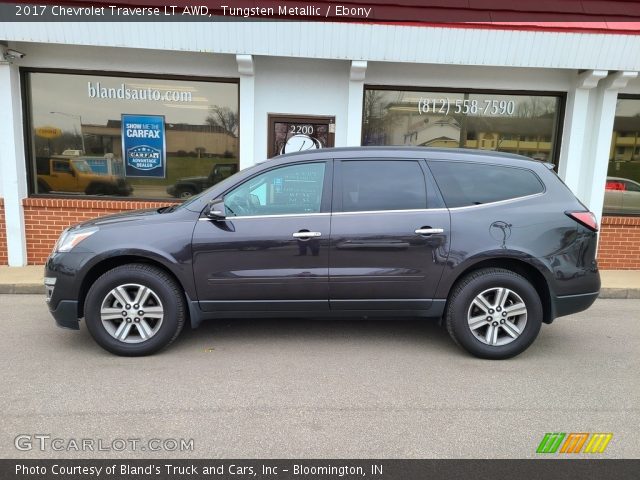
top-left (566, 211), bottom-right (598, 232)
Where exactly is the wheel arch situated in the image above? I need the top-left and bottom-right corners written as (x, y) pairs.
top-left (78, 255), bottom-right (190, 325)
top-left (444, 257), bottom-right (553, 325)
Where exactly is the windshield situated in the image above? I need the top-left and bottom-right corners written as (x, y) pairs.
top-left (177, 162), bottom-right (264, 211)
top-left (71, 160), bottom-right (93, 173)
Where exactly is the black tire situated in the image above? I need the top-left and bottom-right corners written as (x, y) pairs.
top-left (37, 179), bottom-right (51, 193)
top-left (445, 268), bottom-right (542, 360)
top-left (84, 264), bottom-right (186, 356)
top-left (85, 183), bottom-right (108, 195)
top-left (176, 187), bottom-right (197, 199)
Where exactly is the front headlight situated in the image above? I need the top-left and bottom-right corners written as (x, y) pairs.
top-left (55, 227), bottom-right (98, 252)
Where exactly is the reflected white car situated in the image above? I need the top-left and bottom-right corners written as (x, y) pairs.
top-left (604, 177), bottom-right (640, 214)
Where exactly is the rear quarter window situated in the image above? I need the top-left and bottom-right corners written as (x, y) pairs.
top-left (429, 161), bottom-right (544, 208)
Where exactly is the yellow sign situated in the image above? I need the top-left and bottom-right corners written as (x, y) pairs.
top-left (35, 126), bottom-right (62, 139)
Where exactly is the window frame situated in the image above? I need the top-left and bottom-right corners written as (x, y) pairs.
top-left (219, 159), bottom-right (334, 218)
top-left (20, 67), bottom-right (240, 202)
top-left (361, 85), bottom-right (566, 167)
top-left (606, 94), bottom-right (640, 217)
top-left (332, 158), bottom-right (433, 214)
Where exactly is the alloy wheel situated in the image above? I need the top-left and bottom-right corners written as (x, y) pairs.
top-left (99, 283), bottom-right (164, 343)
top-left (466, 287), bottom-right (528, 346)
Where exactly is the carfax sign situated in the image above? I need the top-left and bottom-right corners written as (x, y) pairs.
top-left (121, 114), bottom-right (166, 178)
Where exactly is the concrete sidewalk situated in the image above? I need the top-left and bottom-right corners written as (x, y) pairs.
top-left (0, 265), bottom-right (639, 299)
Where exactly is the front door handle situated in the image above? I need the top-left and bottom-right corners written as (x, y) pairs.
top-left (415, 228), bottom-right (444, 235)
top-left (293, 231), bottom-right (322, 239)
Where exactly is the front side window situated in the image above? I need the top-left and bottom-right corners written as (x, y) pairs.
top-left (52, 160), bottom-right (71, 173)
top-left (362, 88), bottom-right (562, 164)
top-left (429, 161), bottom-right (544, 208)
top-left (224, 163), bottom-right (326, 217)
top-left (339, 160), bottom-right (427, 212)
top-left (25, 70), bottom-right (239, 200)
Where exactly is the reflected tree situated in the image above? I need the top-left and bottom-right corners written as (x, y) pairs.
top-left (206, 106), bottom-right (238, 137)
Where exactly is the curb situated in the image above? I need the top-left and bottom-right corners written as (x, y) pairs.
top-left (0, 285), bottom-right (638, 299)
top-left (599, 288), bottom-right (640, 299)
top-left (0, 285), bottom-right (44, 295)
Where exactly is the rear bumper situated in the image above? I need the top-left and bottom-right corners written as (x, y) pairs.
top-left (551, 291), bottom-right (599, 321)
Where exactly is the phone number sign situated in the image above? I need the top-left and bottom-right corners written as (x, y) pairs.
top-left (122, 114), bottom-right (166, 178)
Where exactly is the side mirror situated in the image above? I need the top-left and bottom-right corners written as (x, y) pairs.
top-left (206, 199), bottom-right (226, 220)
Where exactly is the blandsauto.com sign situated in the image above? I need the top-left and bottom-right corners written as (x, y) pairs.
top-left (88, 82), bottom-right (192, 102)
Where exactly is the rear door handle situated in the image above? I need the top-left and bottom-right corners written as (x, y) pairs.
top-left (293, 231), bottom-right (322, 238)
top-left (415, 228), bottom-right (444, 235)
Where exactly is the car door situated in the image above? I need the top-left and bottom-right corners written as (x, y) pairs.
top-left (622, 180), bottom-right (640, 212)
top-left (192, 160), bottom-right (332, 313)
top-left (48, 160), bottom-right (77, 192)
top-left (604, 179), bottom-right (624, 214)
top-left (329, 158), bottom-right (450, 311)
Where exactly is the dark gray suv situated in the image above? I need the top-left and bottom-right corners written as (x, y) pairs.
top-left (45, 147), bottom-right (600, 359)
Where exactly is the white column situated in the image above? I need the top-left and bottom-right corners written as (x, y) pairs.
top-left (346, 60), bottom-right (367, 146)
top-left (236, 54), bottom-right (255, 169)
top-left (586, 71), bottom-right (638, 221)
top-left (0, 61), bottom-right (28, 266)
top-left (558, 70), bottom-right (608, 193)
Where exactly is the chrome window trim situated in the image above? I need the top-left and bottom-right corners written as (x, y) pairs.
top-left (197, 192), bottom-right (544, 220)
top-left (199, 212), bottom-right (330, 221)
top-left (447, 192), bottom-right (545, 211)
top-left (333, 208), bottom-right (447, 216)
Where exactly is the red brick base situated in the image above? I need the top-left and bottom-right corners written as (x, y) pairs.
top-left (597, 216), bottom-right (640, 269)
top-left (0, 199), bottom-right (7, 266)
top-left (23, 198), bottom-right (176, 265)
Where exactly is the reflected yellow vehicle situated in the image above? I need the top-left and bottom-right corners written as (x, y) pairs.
top-left (36, 156), bottom-right (132, 196)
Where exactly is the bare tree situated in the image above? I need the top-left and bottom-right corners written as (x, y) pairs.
top-left (206, 106), bottom-right (238, 136)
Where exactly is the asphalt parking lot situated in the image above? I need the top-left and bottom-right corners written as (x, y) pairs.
top-left (1, 295), bottom-right (638, 459)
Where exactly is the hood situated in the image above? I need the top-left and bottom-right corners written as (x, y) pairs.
top-left (177, 175), bottom-right (208, 182)
top-left (71, 208), bottom-right (162, 230)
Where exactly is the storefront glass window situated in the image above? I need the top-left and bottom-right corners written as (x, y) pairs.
top-left (362, 88), bottom-right (562, 163)
top-left (25, 71), bottom-right (239, 200)
top-left (604, 97), bottom-right (640, 216)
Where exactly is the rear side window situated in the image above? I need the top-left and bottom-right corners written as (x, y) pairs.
top-left (339, 160), bottom-right (427, 212)
top-left (429, 161), bottom-right (544, 208)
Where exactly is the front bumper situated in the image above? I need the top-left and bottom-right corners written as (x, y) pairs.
top-left (45, 252), bottom-right (87, 331)
top-left (49, 300), bottom-right (80, 330)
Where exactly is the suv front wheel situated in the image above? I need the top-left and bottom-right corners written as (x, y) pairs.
top-left (84, 264), bottom-right (186, 356)
top-left (445, 268), bottom-right (542, 359)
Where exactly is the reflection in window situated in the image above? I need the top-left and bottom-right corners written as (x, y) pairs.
top-left (26, 72), bottom-right (239, 199)
top-left (429, 161), bottom-right (544, 208)
top-left (224, 163), bottom-right (326, 217)
top-left (340, 161), bottom-right (427, 212)
top-left (605, 97), bottom-right (640, 216)
top-left (362, 89), bottom-right (561, 163)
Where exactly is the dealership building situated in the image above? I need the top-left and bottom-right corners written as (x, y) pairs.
top-left (1, 2), bottom-right (640, 275)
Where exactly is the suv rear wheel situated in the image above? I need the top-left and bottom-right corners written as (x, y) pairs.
top-left (84, 264), bottom-right (186, 356)
top-left (445, 268), bottom-right (542, 359)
